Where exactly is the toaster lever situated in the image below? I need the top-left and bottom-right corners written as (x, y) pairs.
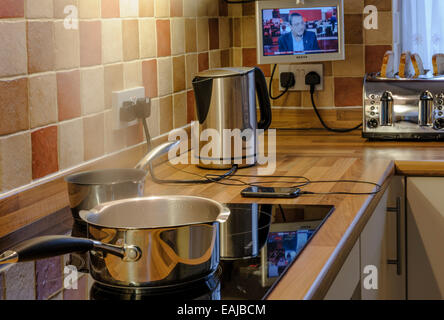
top-left (419, 91), bottom-right (434, 126)
top-left (380, 91), bottom-right (394, 126)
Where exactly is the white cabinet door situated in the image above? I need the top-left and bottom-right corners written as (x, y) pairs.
top-left (407, 177), bottom-right (444, 299)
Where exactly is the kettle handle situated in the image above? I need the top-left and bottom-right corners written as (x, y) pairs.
top-left (254, 67), bottom-right (272, 130)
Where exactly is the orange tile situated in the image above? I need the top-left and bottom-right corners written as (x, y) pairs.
top-left (80, 21), bottom-right (102, 67)
top-left (57, 70), bottom-right (81, 121)
top-left (156, 20), bottom-right (171, 57)
top-left (173, 55), bottom-right (186, 92)
top-left (365, 45), bottom-right (392, 73)
top-left (170, 0), bottom-right (183, 17)
top-left (0, 0), bottom-right (24, 18)
top-left (142, 59), bottom-right (158, 98)
top-left (101, 0), bottom-right (120, 18)
top-left (122, 19), bottom-right (139, 61)
top-left (334, 77), bottom-right (363, 106)
top-left (186, 90), bottom-right (195, 123)
top-left (242, 48), bottom-right (271, 77)
top-left (208, 18), bottom-right (219, 50)
top-left (83, 113), bottom-right (105, 161)
top-left (139, 0), bottom-right (154, 16)
top-left (364, 0), bottom-right (391, 11)
top-left (0, 78), bottom-right (28, 135)
top-left (27, 21), bottom-right (55, 73)
top-left (198, 52), bottom-right (209, 72)
top-left (31, 126), bottom-right (58, 179)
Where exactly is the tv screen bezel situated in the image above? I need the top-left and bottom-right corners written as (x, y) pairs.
top-left (256, 0), bottom-right (345, 64)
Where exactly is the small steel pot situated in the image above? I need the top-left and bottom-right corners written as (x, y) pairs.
top-left (0, 196), bottom-right (230, 288)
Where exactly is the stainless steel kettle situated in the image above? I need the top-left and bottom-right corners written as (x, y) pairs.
top-left (192, 67), bottom-right (272, 169)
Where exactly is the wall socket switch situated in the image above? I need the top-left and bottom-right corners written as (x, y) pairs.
top-left (112, 87), bottom-right (145, 130)
top-left (278, 64), bottom-right (323, 92)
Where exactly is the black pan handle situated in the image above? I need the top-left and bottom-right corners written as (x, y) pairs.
top-left (0, 235), bottom-right (95, 264)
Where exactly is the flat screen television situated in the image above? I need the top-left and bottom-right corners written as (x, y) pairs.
top-left (256, 0), bottom-right (345, 64)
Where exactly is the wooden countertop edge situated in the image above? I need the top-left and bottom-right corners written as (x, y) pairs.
top-left (267, 161), bottom-right (396, 300)
top-left (394, 160), bottom-right (444, 176)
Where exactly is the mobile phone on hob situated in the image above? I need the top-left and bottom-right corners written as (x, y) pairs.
top-left (241, 186), bottom-right (301, 199)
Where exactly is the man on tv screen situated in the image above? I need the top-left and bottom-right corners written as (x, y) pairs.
top-left (278, 12), bottom-right (320, 53)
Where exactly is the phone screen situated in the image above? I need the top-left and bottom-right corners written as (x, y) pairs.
top-left (241, 186), bottom-right (300, 198)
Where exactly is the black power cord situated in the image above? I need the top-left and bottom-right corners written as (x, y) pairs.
top-left (269, 64), bottom-right (295, 100)
top-left (305, 71), bottom-right (363, 133)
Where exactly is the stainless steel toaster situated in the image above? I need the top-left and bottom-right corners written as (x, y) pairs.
top-left (363, 73), bottom-right (444, 140)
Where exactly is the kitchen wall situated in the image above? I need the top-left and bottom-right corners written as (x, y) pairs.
top-left (0, 0), bottom-right (234, 194)
top-left (229, 0), bottom-right (393, 127)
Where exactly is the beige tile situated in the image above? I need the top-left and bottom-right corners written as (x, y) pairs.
top-left (122, 19), bottom-right (140, 61)
top-left (196, 0), bottom-right (207, 16)
top-left (182, 0), bottom-right (196, 17)
top-left (232, 47), bottom-right (242, 67)
top-left (78, 0), bottom-right (100, 18)
top-left (58, 118), bottom-right (84, 169)
top-left (54, 21), bottom-right (80, 70)
top-left (147, 97), bottom-right (160, 137)
top-left (139, 18), bottom-right (157, 58)
top-left (53, 0), bottom-right (78, 18)
top-left (104, 110), bottom-right (126, 153)
top-left (27, 21), bottom-right (55, 73)
top-left (29, 73), bottom-right (58, 128)
top-left (185, 53), bottom-right (198, 89)
top-left (196, 18), bottom-right (209, 52)
top-left (219, 17), bottom-right (230, 49)
top-left (0, 21), bottom-right (27, 77)
top-left (26, 0), bottom-right (53, 18)
top-left (0, 132), bottom-right (32, 192)
top-left (301, 76), bottom-right (334, 107)
top-left (171, 18), bottom-right (185, 55)
top-left (139, 0), bottom-right (154, 17)
top-left (159, 95), bottom-right (173, 134)
top-left (83, 113), bottom-right (105, 160)
top-left (102, 19), bottom-right (123, 63)
top-left (123, 60), bottom-right (143, 88)
top-left (155, 0), bottom-right (169, 17)
top-left (364, 12), bottom-right (393, 45)
top-left (241, 16), bottom-right (256, 48)
top-left (209, 50), bottom-right (220, 69)
top-left (185, 18), bottom-right (196, 52)
top-left (173, 92), bottom-right (187, 128)
top-left (228, 3), bottom-right (242, 17)
top-left (120, 0), bottom-right (139, 17)
top-left (332, 45), bottom-right (365, 77)
top-left (104, 63), bottom-right (124, 109)
top-left (81, 66), bottom-right (105, 115)
top-left (157, 57), bottom-right (172, 96)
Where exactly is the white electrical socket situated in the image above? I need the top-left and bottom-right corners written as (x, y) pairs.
top-left (112, 87), bottom-right (145, 130)
top-left (278, 64), bottom-right (323, 92)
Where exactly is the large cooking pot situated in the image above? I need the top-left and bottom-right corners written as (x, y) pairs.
top-left (0, 196), bottom-right (230, 288)
top-left (66, 141), bottom-right (179, 222)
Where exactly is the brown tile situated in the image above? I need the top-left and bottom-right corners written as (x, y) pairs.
top-left (32, 126), bottom-right (58, 180)
top-left (344, 14), bottom-right (363, 44)
top-left (209, 50), bottom-right (221, 69)
top-left (156, 20), bottom-right (171, 57)
top-left (365, 45), bottom-right (392, 73)
top-left (207, 0), bottom-right (218, 16)
top-left (173, 55), bottom-right (186, 92)
top-left (334, 77), bottom-right (363, 106)
top-left (198, 52), bottom-right (209, 72)
top-left (209, 18), bottom-right (219, 50)
top-left (241, 16), bottom-right (256, 48)
top-left (197, 18), bottom-right (209, 52)
top-left (83, 113), bottom-right (105, 161)
top-left (0, 78), bottom-right (28, 135)
top-left (185, 19), bottom-right (197, 53)
top-left (0, 273), bottom-right (3, 299)
top-left (344, 0), bottom-right (364, 14)
top-left (36, 257), bottom-right (62, 300)
top-left (139, 0), bottom-right (154, 16)
top-left (271, 78), bottom-right (301, 107)
top-left (185, 53), bottom-right (198, 89)
top-left (301, 76), bottom-right (335, 107)
top-left (173, 92), bottom-right (187, 128)
top-left (364, 12), bottom-right (393, 45)
top-left (159, 96), bottom-right (173, 134)
top-left (101, 0), bottom-right (120, 18)
top-left (104, 63), bottom-right (124, 108)
top-left (29, 74), bottom-right (58, 128)
top-left (219, 17), bottom-right (230, 50)
top-left (221, 49), bottom-right (230, 67)
top-left (57, 70), bottom-right (81, 121)
top-left (364, 0), bottom-right (391, 11)
top-left (332, 45), bottom-right (364, 77)
top-left (126, 123), bottom-right (144, 146)
top-left (122, 19), bottom-right (139, 61)
top-left (0, 0), bottom-right (24, 18)
top-left (3, 261), bottom-right (35, 299)
top-left (186, 90), bottom-right (195, 123)
top-left (233, 18), bottom-right (241, 47)
top-left (219, 0), bottom-right (228, 16)
top-left (27, 21), bottom-right (55, 73)
top-left (242, 2), bottom-right (255, 16)
top-left (242, 48), bottom-right (271, 77)
top-left (0, 22), bottom-right (27, 77)
top-left (142, 59), bottom-right (158, 98)
top-left (80, 21), bottom-right (102, 67)
top-left (170, 0), bottom-right (183, 16)
top-left (63, 275), bottom-right (87, 300)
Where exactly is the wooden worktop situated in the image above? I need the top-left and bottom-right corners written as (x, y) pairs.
top-left (2, 129), bottom-right (444, 299)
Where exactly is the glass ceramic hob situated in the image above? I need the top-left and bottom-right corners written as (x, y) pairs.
top-left (86, 203), bottom-right (335, 300)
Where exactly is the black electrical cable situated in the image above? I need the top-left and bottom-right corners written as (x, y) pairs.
top-left (269, 64), bottom-right (292, 100)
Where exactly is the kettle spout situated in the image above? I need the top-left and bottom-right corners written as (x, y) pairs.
top-left (0, 250), bottom-right (18, 265)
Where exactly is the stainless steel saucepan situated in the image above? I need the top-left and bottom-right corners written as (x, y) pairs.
top-left (0, 196), bottom-right (230, 288)
top-left (65, 141), bottom-right (179, 222)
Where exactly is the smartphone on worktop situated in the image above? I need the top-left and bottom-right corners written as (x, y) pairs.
top-left (241, 186), bottom-right (301, 199)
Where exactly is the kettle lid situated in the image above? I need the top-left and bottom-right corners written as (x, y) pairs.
top-left (196, 67), bottom-right (254, 79)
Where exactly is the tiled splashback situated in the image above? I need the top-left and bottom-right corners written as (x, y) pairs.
top-left (0, 0), bottom-right (235, 194)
